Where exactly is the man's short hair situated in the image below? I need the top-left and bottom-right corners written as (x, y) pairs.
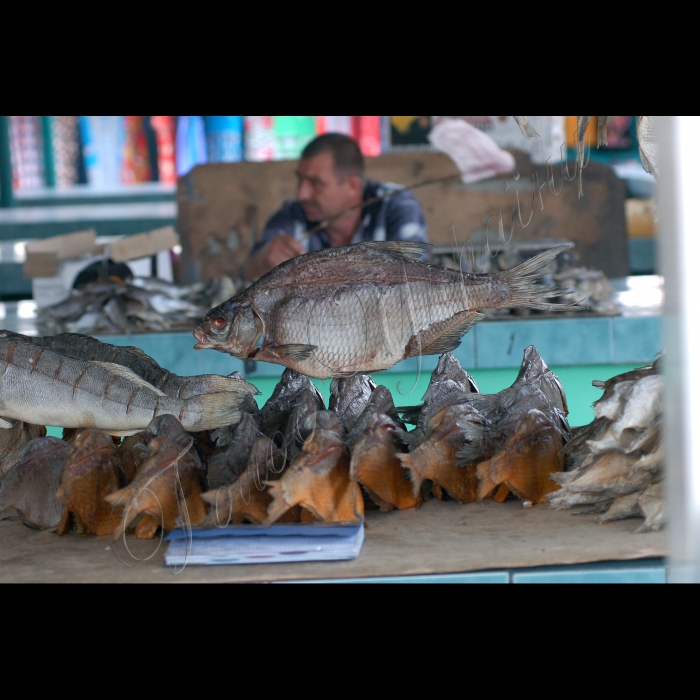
top-left (300, 133), bottom-right (364, 182)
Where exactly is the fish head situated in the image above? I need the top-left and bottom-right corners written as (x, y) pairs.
top-left (193, 300), bottom-right (262, 359)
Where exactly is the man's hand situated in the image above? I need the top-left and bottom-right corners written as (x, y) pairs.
top-left (243, 234), bottom-right (307, 281)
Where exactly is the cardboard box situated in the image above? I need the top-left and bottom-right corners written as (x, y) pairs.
top-left (24, 227), bottom-right (178, 308)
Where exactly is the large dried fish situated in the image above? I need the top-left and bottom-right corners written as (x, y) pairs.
top-left (194, 241), bottom-right (574, 379)
top-left (0, 330), bottom-right (257, 400)
top-left (0, 338), bottom-right (256, 436)
top-left (56, 429), bottom-right (122, 536)
top-left (0, 419), bottom-right (45, 479)
top-left (0, 437), bottom-right (71, 529)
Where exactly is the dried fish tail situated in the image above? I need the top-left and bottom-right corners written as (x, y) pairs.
top-left (495, 246), bottom-right (579, 312)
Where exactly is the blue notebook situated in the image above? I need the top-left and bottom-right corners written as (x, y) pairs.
top-left (164, 522), bottom-right (364, 566)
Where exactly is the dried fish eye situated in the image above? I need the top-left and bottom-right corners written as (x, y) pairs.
top-left (211, 317), bottom-right (227, 330)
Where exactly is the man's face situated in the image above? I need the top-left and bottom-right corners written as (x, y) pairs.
top-left (296, 152), bottom-right (361, 223)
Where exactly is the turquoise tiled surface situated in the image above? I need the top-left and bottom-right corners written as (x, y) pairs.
top-left (475, 318), bottom-right (614, 368)
top-left (612, 316), bottom-right (663, 364)
top-left (289, 572), bottom-right (510, 584)
top-left (512, 558), bottom-right (667, 584)
top-left (281, 558), bottom-right (667, 583)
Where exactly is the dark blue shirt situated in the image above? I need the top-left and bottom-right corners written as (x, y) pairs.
top-left (253, 179), bottom-right (428, 254)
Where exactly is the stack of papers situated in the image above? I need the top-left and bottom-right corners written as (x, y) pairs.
top-left (164, 522), bottom-right (365, 567)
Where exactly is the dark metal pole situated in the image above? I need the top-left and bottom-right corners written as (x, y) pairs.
top-left (0, 115), bottom-right (14, 207)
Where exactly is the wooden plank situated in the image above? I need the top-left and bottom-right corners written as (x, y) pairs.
top-left (0, 498), bottom-right (665, 583)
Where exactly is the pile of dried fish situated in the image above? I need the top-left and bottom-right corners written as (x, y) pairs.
top-left (548, 360), bottom-right (664, 532)
top-left (398, 346), bottom-right (570, 505)
top-left (1, 343), bottom-right (577, 544)
top-left (37, 275), bottom-right (239, 335)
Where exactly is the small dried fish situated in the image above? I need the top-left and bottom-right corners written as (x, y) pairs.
top-left (637, 115), bottom-right (658, 179)
top-left (265, 411), bottom-right (363, 524)
top-left (0, 437), bottom-right (71, 529)
top-left (202, 430), bottom-right (287, 525)
top-left (399, 352), bottom-right (479, 448)
top-left (350, 413), bottom-right (421, 512)
top-left (476, 408), bottom-right (566, 504)
top-left (206, 413), bottom-right (263, 490)
top-left (513, 116), bottom-right (540, 140)
top-left (0, 419), bottom-right (46, 479)
top-left (56, 429), bottom-right (122, 536)
top-left (547, 361), bottom-right (664, 531)
top-left (106, 435), bottom-right (207, 539)
top-left (399, 403), bottom-right (485, 504)
top-left (256, 368), bottom-right (324, 443)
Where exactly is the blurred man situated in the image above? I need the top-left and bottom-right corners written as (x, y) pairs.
top-left (243, 133), bottom-right (427, 280)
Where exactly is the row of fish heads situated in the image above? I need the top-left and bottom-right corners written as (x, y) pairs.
top-left (36, 275), bottom-right (238, 335)
top-left (0, 344), bottom-right (572, 537)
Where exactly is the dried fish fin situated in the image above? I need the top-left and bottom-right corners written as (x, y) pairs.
top-left (90, 361), bottom-right (168, 397)
top-left (493, 483), bottom-right (510, 503)
top-left (264, 460), bottom-right (363, 525)
top-left (270, 344), bottom-right (317, 361)
top-left (405, 311), bottom-right (484, 357)
top-left (360, 240), bottom-right (430, 263)
top-left (122, 345), bottom-right (163, 368)
top-left (599, 493), bottom-right (642, 523)
top-left (135, 514), bottom-right (160, 539)
top-left (497, 246), bottom-right (582, 312)
top-left (398, 442), bottom-right (478, 504)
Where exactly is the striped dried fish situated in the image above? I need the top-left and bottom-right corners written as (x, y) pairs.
top-left (0, 338), bottom-right (257, 436)
top-left (0, 330), bottom-right (257, 400)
